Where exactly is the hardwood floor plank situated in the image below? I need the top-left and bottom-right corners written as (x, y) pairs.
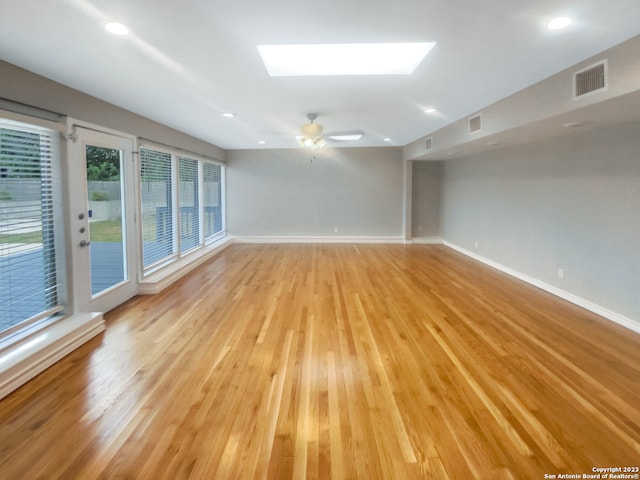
top-left (1, 244), bottom-right (639, 479)
top-left (353, 293), bottom-right (417, 465)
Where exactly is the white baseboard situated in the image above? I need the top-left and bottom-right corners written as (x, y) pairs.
top-left (0, 313), bottom-right (105, 400)
top-left (233, 235), bottom-right (406, 244)
top-left (443, 241), bottom-right (640, 335)
top-left (411, 236), bottom-right (443, 245)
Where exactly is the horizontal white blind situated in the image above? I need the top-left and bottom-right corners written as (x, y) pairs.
top-left (140, 148), bottom-right (176, 269)
top-left (0, 120), bottom-right (60, 332)
top-left (140, 147), bottom-right (226, 276)
top-left (203, 162), bottom-right (223, 238)
top-left (178, 157), bottom-right (199, 254)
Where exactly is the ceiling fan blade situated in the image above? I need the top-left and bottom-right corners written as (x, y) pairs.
top-left (323, 130), bottom-right (366, 141)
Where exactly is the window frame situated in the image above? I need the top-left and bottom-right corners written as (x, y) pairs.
top-left (138, 144), bottom-right (225, 277)
top-left (203, 161), bottom-right (225, 240)
top-left (0, 112), bottom-right (67, 337)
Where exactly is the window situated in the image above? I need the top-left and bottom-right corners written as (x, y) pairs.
top-left (0, 118), bottom-right (63, 333)
top-left (203, 162), bottom-right (223, 238)
top-left (179, 157), bottom-right (199, 253)
top-left (140, 148), bottom-right (176, 268)
top-left (140, 147), bottom-right (225, 273)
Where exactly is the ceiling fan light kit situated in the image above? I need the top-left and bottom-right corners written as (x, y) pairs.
top-left (297, 113), bottom-right (365, 150)
top-left (301, 137), bottom-right (326, 149)
top-left (299, 113), bottom-right (326, 150)
top-left (301, 113), bottom-right (323, 137)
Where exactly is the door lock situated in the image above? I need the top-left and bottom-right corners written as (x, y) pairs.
top-left (79, 240), bottom-right (91, 247)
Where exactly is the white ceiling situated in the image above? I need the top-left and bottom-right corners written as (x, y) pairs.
top-left (0, 0), bottom-right (639, 150)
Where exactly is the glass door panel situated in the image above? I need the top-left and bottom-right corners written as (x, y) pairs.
top-left (85, 145), bottom-right (126, 296)
top-left (68, 125), bottom-right (136, 314)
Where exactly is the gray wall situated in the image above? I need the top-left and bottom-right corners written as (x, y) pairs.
top-left (0, 60), bottom-right (224, 161)
top-left (411, 161), bottom-right (442, 239)
top-left (441, 121), bottom-right (640, 321)
top-left (226, 147), bottom-right (403, 237)
top-left (404, 35), bottom-right (640, 161)
top-left (5, 58), bottom-right (637, 322)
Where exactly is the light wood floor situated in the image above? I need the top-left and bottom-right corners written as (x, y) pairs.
top-left (1, 244), bottom-right (639, 479)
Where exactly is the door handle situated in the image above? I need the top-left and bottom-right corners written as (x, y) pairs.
top-left (79, 240), bottom-right (91, 247)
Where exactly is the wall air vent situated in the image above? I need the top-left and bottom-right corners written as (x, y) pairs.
top-left (425, 137), bottom-right (432, 150)
top-left (574, 60), bottom-right (607, 98)
top-left (469, 114), bottom-right (482, 134)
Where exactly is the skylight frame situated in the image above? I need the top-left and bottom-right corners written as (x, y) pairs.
top-left (257, 42), bottom-right (436, 76)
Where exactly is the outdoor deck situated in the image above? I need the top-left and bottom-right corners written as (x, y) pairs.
top-left (0, 242), bottom-right (125, 332)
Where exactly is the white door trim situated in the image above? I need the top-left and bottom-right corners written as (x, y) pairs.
top-left (65, 119), bottom-right (139, 314)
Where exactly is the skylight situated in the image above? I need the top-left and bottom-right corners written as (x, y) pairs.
top-left (257, 42), bottom-right (436, 76)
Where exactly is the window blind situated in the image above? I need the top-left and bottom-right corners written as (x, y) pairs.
top-left (178, 157), bottom-right (199, 254)
top-left (0, 121), bottom-right (62, 332)
top-left (140, 148), bottom-right (176, 268)
top-left (140, 147), bottom-right (225, 276)
top-left (203, 162), bottom-right (223, 238)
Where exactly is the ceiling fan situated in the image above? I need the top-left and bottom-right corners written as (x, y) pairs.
top-left (298, 113), bottom-right (365, 149)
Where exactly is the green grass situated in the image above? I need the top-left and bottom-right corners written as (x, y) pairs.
top-left (90, 220), bottom-right (123, 242)
top-left (0, 220), bottom-right (124, 244)
top-left (0, 231), bottom-right (42, 244)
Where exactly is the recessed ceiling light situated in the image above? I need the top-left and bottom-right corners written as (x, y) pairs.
top-left (425, 107), bottom-right (437, 114)
top-left (563, 121), bottom-right (585, 128)
top-left (258, 140), bottom-right (266, 145)
top-left (547, 17), bottom-right (572, 30)
top-left (383, 138), bottom-right (392, 142)
top-left (105, 22), bottom-right (129, 36)
top-left (221, 113), bottom-right (235, 118)
top-left (257, 42), bottom-right (436, 76)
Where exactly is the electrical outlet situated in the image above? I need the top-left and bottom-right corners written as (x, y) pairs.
top-left (334, 226), bottom-right (339, 233)
top-left (474, 240), bottom-right (479, 249)
top-left (557, 267), bottom-right (564, 279)
top-left (418, 225), bottom-right (422, 232)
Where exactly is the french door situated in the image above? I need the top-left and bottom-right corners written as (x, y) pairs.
top-left (68, 126), bottom-right (137, 313)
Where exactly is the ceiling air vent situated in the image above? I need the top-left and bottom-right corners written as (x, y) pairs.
top-left (425, 137), bottom-right (432, 150)
top-left (574, 60), bottom-right (607, 98)
top-left (469, 114), bottom-right (482, 134)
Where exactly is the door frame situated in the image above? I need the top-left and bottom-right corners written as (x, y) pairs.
top-left (65, 119), bottom-right (139, 314)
